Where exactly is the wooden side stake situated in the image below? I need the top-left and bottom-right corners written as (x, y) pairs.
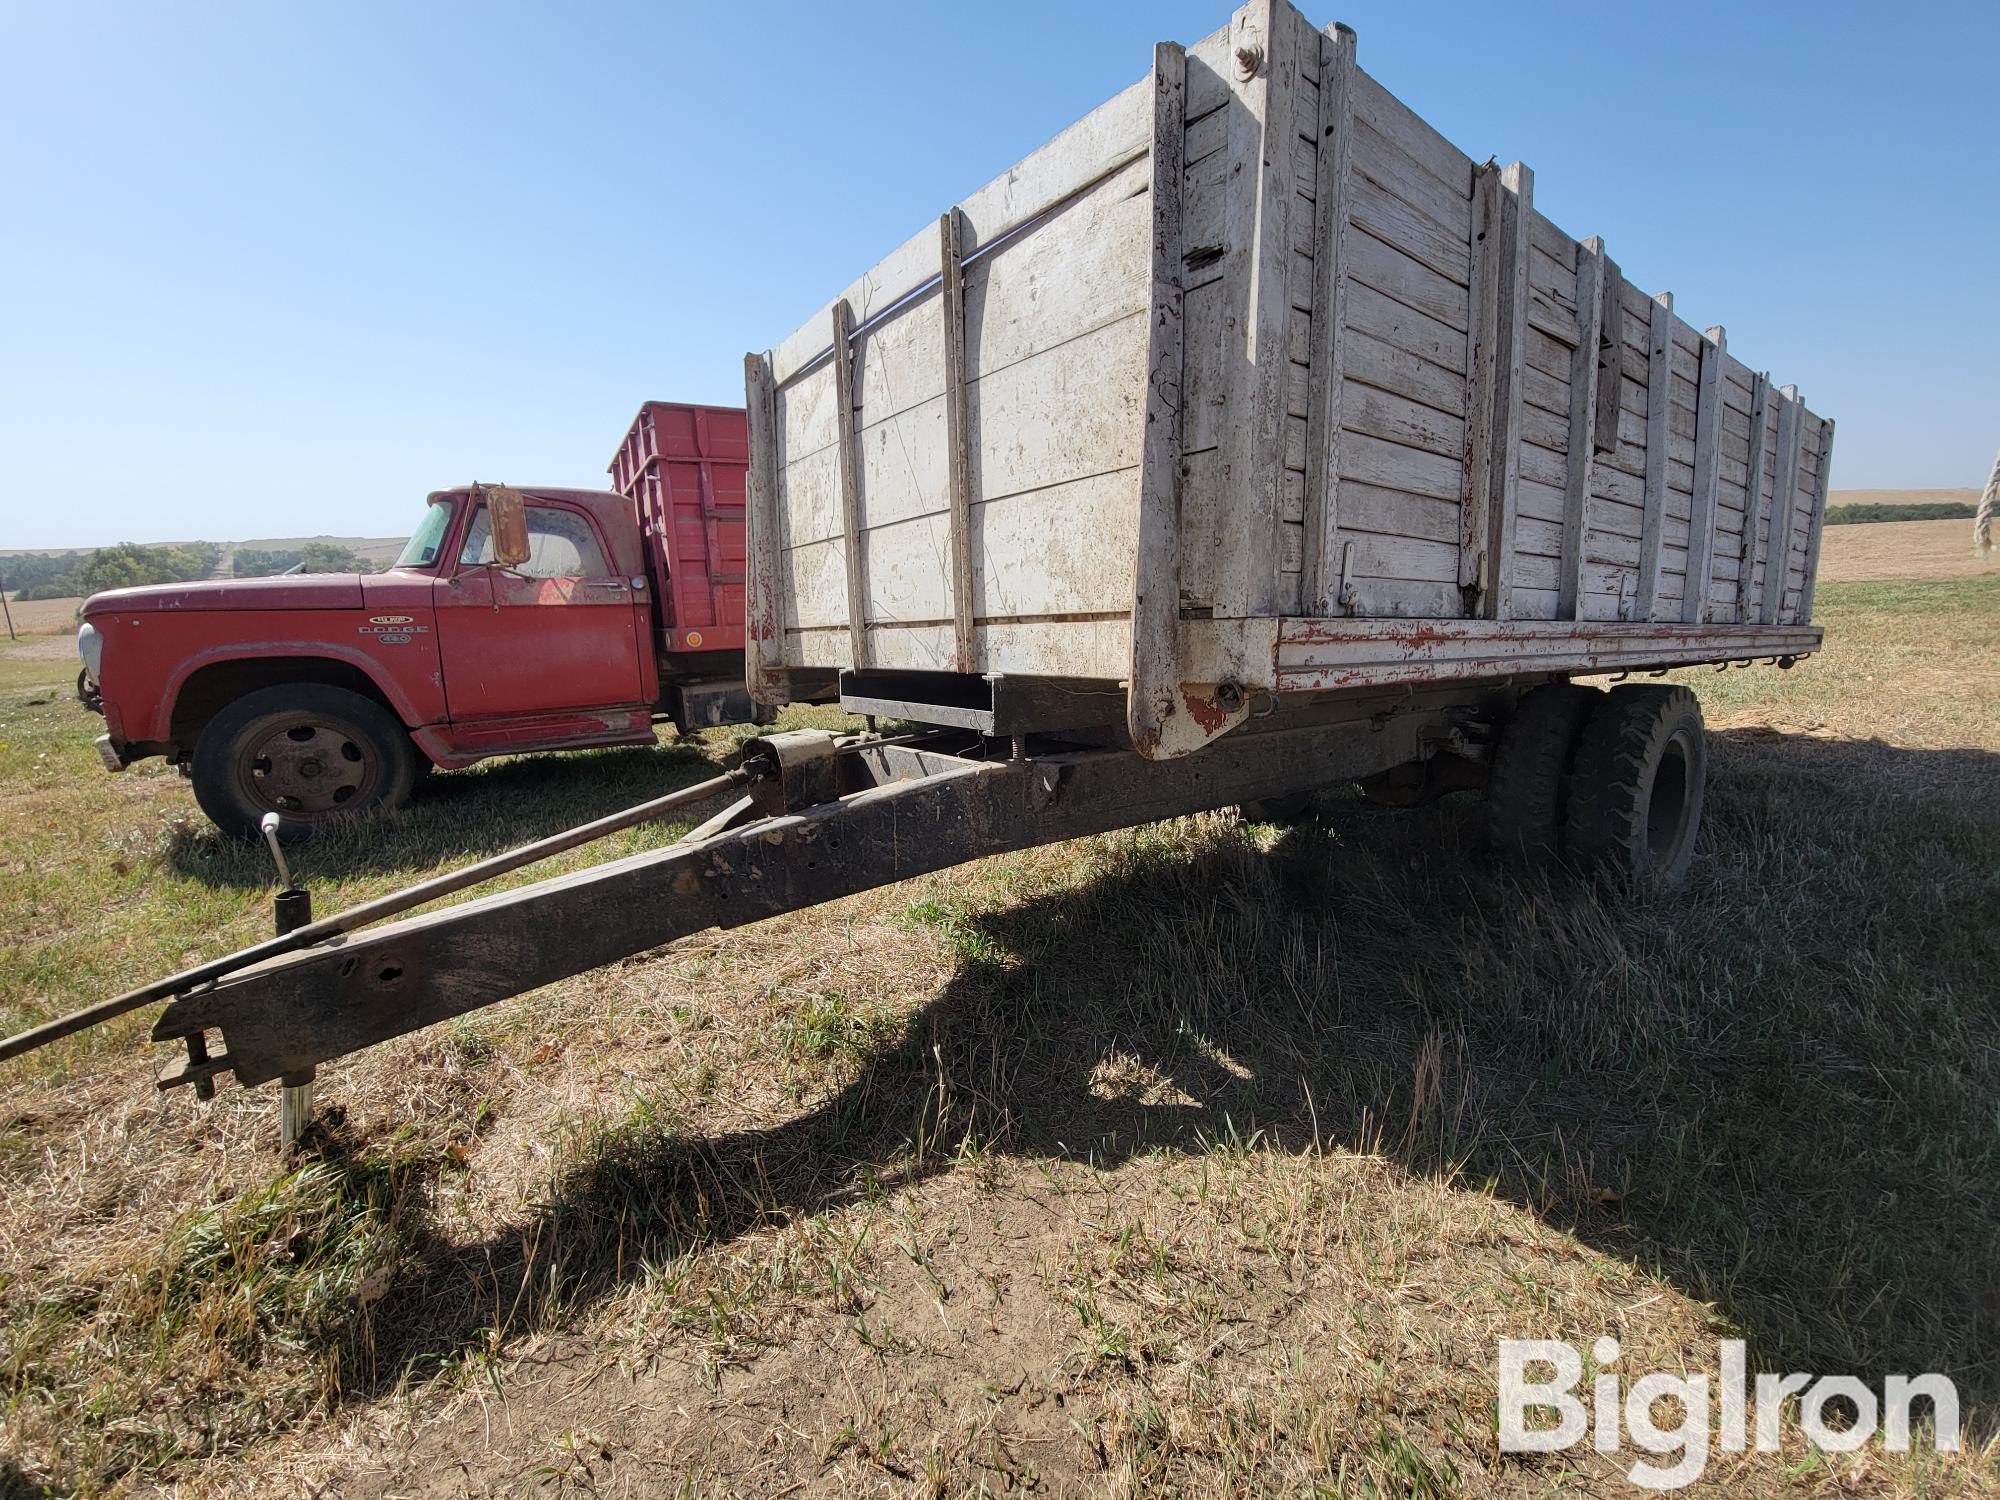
top-left (829, 301), bottom-right (869, 669)
top-left (1683, 324), bottom-right (1727, 623)
top-left (939, 208), bottom-right (976, 672)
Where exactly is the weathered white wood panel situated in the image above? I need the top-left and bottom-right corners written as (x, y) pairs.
top-left (746, 0), bottom-right (1832, 741)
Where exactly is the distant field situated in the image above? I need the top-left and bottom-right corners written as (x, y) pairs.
top-left (1817, 516), bottom-right (1993, 583)
top-left (1, 595), bottom-right (83, 637)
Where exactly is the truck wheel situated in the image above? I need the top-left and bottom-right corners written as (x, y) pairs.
top-left (1563, 685), bottom-right (1706, 884)
top-left (1484, 683), bottom-right (1597, 862)
top-left (191, 684), bottom-right (418, 840)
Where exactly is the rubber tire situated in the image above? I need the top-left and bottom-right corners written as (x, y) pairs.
top-left (191, 684), bottom-right (418, 840)
top-left (1562, 685), bottom-right (1707, 884)
top-left (1484, 683), bottom-right (1598, 863)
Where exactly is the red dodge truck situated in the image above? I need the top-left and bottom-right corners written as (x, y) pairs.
top-left (76, 402), bottom-right (758, 837)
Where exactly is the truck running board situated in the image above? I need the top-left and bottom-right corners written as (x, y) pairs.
top-left (150, 694), bottom-right (1470, 1090)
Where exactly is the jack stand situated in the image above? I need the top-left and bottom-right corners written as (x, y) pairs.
top-left (261, 814), bottom-right (317, 1150)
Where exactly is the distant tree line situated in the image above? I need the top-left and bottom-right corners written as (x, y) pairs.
top-left (1824, 501), bottom-right (1977, 526)
top-left (0, 550), bottom-right (88, 600)
top-left (1, 543), bottom-right (219, 600)
top-left (233, 541), bottom-right (386, 577)
top-left (1, 540), bottom-right (385, 599)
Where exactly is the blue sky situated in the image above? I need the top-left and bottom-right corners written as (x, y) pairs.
top-left (2, 0), bottom-right (1994, 550)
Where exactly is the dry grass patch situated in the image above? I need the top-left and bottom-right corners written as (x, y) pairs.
top-left (0, 580), bottom-right (1994, 1497)
top-left (0, 597), bottom-right (83, 638)
top-left (1817, 519), bottom-right (1996, 583)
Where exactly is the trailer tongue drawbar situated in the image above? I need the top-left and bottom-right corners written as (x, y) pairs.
top-left (0, 687), bottom-right (1492, 1118)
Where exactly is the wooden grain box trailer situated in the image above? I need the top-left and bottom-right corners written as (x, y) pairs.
top-left (742, 0), bottom-right (1831, 760)
top-left (4, 0), bottom-right (1834, 1119)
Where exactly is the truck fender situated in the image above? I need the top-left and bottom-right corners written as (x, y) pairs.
top-left (159, 642), bottom-right (436, 742)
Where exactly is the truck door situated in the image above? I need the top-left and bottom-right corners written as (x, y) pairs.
top-left (434, 499), bottom-right (646, 719)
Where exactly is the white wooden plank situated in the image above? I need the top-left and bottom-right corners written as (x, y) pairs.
top-left (939, 208), bottom-right (975, 670)
top-left (1529, 211), bottom-right (1577, 270)
top-left (1347, 170), bottom-right (1471, 286)
top-left (847, 470), bottom-right (1145, 629)
top-left (1340, 429), bottom-right (1464, 504)
top-left (1348, 113), bottom-right (1473, 244)
top-left (1347, 224), bottom-right (1470, 332)
top-left (1682, 325), bottom-right (1727, 623)
top-left (1487, 162), bottom-right (1532, 621)
top-left (1339, 481), bottom-right (1460, 544)
top-left (1344, 324), bottom-right (1470, 414)
top-left (1273, 616), bottom-right (1823, 691)
top-left (1303, 22), bottom-right (1357, 613)
top-left (1130, 41), bottom-right (1192, 754)
top-left (829, 301), bottom-right (869, 667)
top-left (849, 156), bottom-right (1151, 435)
top-left (1799, 417), bottom-right (1835, 620)
top-left (1213, 0), bottom-right (1306, 617)
top-left (1734, 372), bottom-right (1771, 622)
top-left (1634, 290), bottom-right (1674, 620)
top-left (1343, 378), bottom-right (1463, 460)
top-left (1347, 280), bottom-right (1465, 371)
top-left (1591, 258), bottom-right (1625, 455)
top-left (1458, 163), bottom-right (1501, 593)
top-left (770, 78), bottom-right (1152, 386)
top-left (1760, 389), bottom-right (1803, 625)
top-left (743, 352), bottom-right (787, 697)
top-left (1349, 68), bottom-right (1474, 204)
top-left (1558, 237), bottom-right (1607, 619)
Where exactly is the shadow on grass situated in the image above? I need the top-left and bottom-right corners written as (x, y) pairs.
top-left (161, 738), bottom-right (728, 888)
top-left (317, 728), bottom-right (2000, 1428)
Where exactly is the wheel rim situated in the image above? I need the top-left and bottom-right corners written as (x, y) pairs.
top-left (237, 716), bottom-right (378, 818)
top-left (1645, 730), bottom-right (1694, 867)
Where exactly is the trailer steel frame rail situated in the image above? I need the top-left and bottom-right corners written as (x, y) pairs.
top-left (142, 685), bottom-right (1498, 1092)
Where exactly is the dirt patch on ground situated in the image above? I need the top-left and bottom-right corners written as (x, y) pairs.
top-left (3, 635), bottom-right (83, 662)
top-left (1815, 518), bottom-right (1993, 582)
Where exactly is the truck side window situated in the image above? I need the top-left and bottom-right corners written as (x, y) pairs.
top-left (459, 505), bottom-right (609, 579)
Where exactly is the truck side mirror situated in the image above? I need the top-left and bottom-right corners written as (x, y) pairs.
top-left (486, 489), bottom-right (533, 568)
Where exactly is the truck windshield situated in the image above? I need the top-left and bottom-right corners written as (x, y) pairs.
top-left (394, 500), bottom-right (454, 569)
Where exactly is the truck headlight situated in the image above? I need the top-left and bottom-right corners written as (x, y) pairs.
top-left (77, 622), bottom-right (103, 682)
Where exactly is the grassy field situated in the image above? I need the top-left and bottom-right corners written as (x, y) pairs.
top-left (1818, 519), bottom-right (1995, 584)
top-left (0, 579), bottom-right (1994, 1497)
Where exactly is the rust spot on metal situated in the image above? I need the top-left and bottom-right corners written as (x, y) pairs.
top-left (1183, 688), bottom-right (1230, 733)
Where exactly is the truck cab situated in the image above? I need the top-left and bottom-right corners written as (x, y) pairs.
top-left (79, 474), bottom-right (753, 839)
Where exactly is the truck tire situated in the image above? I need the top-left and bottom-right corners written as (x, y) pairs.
top-left (191, 684), bottom-right (419, 840)
top-left (1484, 683), bottom-right (1597, 862)
top-left (1562, 685), bottom-right (1706, 884)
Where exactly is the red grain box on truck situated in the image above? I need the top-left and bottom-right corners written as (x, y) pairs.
top-left (610, 401), bottom-right (750, 661)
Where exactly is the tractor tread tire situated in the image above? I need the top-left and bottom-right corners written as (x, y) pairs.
top-left (1562, 684), bottom-right (1707, 884)
top-left (1484, 683), bottom-right (1598, 863)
